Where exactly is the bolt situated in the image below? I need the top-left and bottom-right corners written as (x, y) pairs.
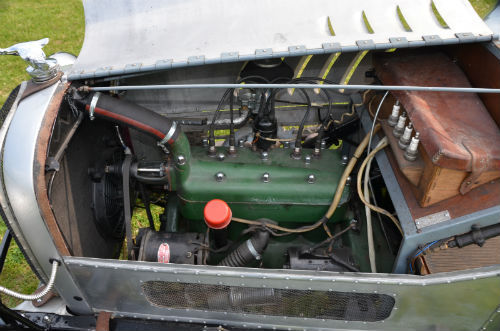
top-left (320, 140), bottom-right (327, 149)
top-left (176, 155), bottom-right (186, 166)
top-left (217, 152), bottom-right (226, 161)
top-left (43, 315), bottom-right (51, 323)
top-left (307, 174), bottom-right (316, 184)
top-left (261, 151), bottom-right (269, 160)
top-left (283, 141), bottom-right (290, 149)
top-left (291, 147), bottom-right (301, 159)
top-left (261, 172), bottom-right (270, 183)
top-left (388, 101), bottom-right (400, 127)
top-left (214, 172), bottom-right (226, 182)
top-left (404, 132), bottom-right (420, 161)
top-left (398, 123), bottom-right (413, 149)
top-left (346, 176), bottom-right (352, 186)
top-left (238, 139), bottom-right (245, 148)
top-left (313, 148), bottom-right (321, 157)
top-left (304, 155), bottom-right (312, 164)
top-left (341, 155), bottom-right (349, 165)
top-left (202, 138), bottom-right (209, 147)
top-left (228, 145), bottom-right (237, 155)
top-left (208, 145), bottom-right (217, 157)
top-left (393, 112), bottom-right (407, 138)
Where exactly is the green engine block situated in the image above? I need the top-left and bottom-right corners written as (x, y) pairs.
top-left (170, 143), bottom-right (350, 224)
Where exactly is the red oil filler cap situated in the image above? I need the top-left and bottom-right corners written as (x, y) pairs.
top-left (204, 199), bottom-right (232, 229)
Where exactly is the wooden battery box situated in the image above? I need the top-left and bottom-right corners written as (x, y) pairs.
top-left (373, 50), bottom-right (500, 207)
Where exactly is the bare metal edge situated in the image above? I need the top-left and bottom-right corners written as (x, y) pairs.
top-left (67, 34), bottom-right (496, 81)
top-left (64, 256), bottom-right (500, 286)
top-left (0, 82), bottom-right (46, 281)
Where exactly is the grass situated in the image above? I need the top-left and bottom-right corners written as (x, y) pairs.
top-left (0, 0), bottom-right (497, 308)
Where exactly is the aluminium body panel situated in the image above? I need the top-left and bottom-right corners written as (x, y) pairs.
top-left (64, 256), bottom-right (500, 331)
top-left (2, 83), bottom-right (92, 314)
top-left (68, 0), bottom-right (495, 80)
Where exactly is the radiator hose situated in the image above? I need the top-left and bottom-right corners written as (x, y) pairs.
top-left (73, 91), bottom-right (191, 164)
top-left (218, 229), bottom-right (270, 267)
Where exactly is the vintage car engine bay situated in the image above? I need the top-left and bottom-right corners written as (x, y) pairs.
top-left (1, 0), bottom-right (500, 330)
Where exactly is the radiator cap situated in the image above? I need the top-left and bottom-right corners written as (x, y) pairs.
top-left (204, 199), bottom-right (232, 229)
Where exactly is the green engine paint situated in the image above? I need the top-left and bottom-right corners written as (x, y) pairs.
top-left (172, 145), bottom-right (349, 224)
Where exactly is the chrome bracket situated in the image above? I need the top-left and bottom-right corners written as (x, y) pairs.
top-left (88, 92), bottom-right (101, 121)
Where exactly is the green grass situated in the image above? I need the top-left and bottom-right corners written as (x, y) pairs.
top-left (0, 0), bottom-right (497, 308)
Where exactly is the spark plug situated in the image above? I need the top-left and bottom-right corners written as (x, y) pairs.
top-left (393, 112), bottom-right (407, 138)
top-left (398, 123), bottom-right (413, 149)
top-left (387, 100), bottom-right (400, 127)
top-left (404, 132), bottom-right (420, 161)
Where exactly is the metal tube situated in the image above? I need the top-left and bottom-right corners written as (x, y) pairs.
top-left (81, 83), bottom-right (500, 94)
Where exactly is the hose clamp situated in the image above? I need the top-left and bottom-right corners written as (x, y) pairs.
top-left (159, 121), bottom-right (177, 146)
top-left (246, 239), bottom-right (261, 260)
top-left (89, 92), bottom-right (101, 121)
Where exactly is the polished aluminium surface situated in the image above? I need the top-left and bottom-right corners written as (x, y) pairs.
top-left (2, 83), bottom-right (91, 314)
top-left (0, 38), bottom-right (59, 82)
top-left (0, 82), bottom-right (45, 280)
top-left (69, 0), bottom-right (494, 80)
top-left (64, 256), bottom-right (500, 331)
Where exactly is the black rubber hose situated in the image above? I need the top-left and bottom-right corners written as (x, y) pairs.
top-left (448, 223), bottom-right (500, 248)
top-left (76, 92), bottom-right (180, 144)
top-left (218, 230), bottom-right (270, 267)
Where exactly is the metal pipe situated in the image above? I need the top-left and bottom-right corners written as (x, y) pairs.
top-left (80, 83), bottom-right (500, 94)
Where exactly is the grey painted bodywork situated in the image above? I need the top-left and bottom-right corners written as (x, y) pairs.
top-left (68, 0), bottom-right (495, 80)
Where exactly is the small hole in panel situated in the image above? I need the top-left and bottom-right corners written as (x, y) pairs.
top-left (73, 296), bottom-right (83, 301)
top-left (362, 11), bottom-right (375, 34)
top-left (431, 0), bottom-right (449, 29)
top-left (396, 6), bottom-right (412, 32)
top-left (327, 16), bottom-right (336, 36)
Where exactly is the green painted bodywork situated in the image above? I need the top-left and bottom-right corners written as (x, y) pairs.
top-left (172, 145), bottom-right (349, 224)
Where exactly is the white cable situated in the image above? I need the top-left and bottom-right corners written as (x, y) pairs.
top-left (364, 138), bottom-right (387, 273)
top-left (0, 260), bottom-right (59, 300)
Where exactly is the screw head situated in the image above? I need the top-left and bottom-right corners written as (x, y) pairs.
top-left (261, 151), bottom-right (269, 160)
top-left (176, 155), bottom-right (186, 166)
top-left (341, 155), bottom-right (349, 165)
top-left (307, 174), bottom-right (316, 184)
top-left (283, 141), bottom-right (290, 149)
top-left (238, 139), bottom-right (245, 147)
top-left (261, 172), bottom-right (270, 183)
top-left (217, 152), bottom-right (226, 161)
top-left (202, 138), bottom-right (209, 147)
top-left (43, 316), bottom-right (51, 323)
top-left (304, 155), bottom-right (312, 164)
top-left (214, 172), bottom-right (226, 182)
top-left (321, 141), bottom-right (327, 149)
